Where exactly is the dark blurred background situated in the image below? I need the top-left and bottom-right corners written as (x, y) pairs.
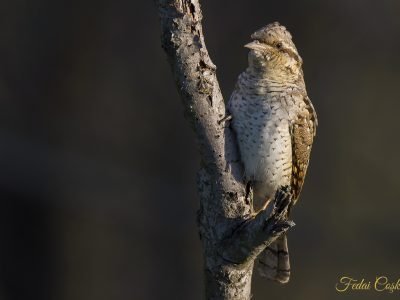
top-left (0, 0), bottom-right (399, 299)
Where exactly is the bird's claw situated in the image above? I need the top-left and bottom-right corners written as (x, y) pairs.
top-left (272, 185), bottom-right (292, 218)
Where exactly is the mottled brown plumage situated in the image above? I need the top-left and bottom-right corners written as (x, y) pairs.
top-left (228, 22), bottom-right (317, 283)
top-left (290, 93), bottom-right (317, 203)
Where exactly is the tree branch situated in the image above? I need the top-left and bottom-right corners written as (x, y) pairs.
top-left (220, 187), bottom-right (295, 266)
top-left (155, 0), bottom-right (294, 298)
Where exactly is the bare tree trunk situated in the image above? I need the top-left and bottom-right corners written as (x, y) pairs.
top-left (155, 1), bottom-right (294, 299)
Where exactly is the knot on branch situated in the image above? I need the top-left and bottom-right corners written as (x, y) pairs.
top-left (219, 186), bottom-right (295, 266)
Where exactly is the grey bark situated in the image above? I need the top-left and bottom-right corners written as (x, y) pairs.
top-left (155, 1), bottom-right (294, 299)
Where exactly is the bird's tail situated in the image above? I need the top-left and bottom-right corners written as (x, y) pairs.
top-left (257, 235), bottom-right (290, 284)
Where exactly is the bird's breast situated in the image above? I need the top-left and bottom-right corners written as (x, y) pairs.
top-left (229, 88), bottom-right (293, 199)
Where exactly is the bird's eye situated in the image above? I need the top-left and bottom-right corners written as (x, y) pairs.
top-left (276, 42), bottom-right (282, 49)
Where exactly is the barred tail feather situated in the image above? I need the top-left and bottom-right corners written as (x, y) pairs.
top-left (257, 235), bottom-right (290, 284)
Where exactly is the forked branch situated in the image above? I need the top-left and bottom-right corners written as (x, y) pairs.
top-left (155, 0), bottom-right (294, 298)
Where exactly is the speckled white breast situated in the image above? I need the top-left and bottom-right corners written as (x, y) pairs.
top-left (228, 72), bottom-right (294, 204)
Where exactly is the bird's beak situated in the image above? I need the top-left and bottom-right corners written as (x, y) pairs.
top-left (244, 41), bottom-right (267, 52)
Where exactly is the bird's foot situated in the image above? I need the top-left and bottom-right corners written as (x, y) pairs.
top-left (217, 114), bottom-right (232, 125)
top-left (270, 186), bottom-right (295, 232)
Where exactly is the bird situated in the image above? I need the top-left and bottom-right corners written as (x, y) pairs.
top-left (228, 22), bottom-right (317, 284)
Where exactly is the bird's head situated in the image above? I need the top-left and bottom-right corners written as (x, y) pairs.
top-left (245, 22), bottom-right (303, 82)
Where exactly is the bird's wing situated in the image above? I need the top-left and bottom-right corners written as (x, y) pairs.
top-left (290, 94), bottom-right (317, 203)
